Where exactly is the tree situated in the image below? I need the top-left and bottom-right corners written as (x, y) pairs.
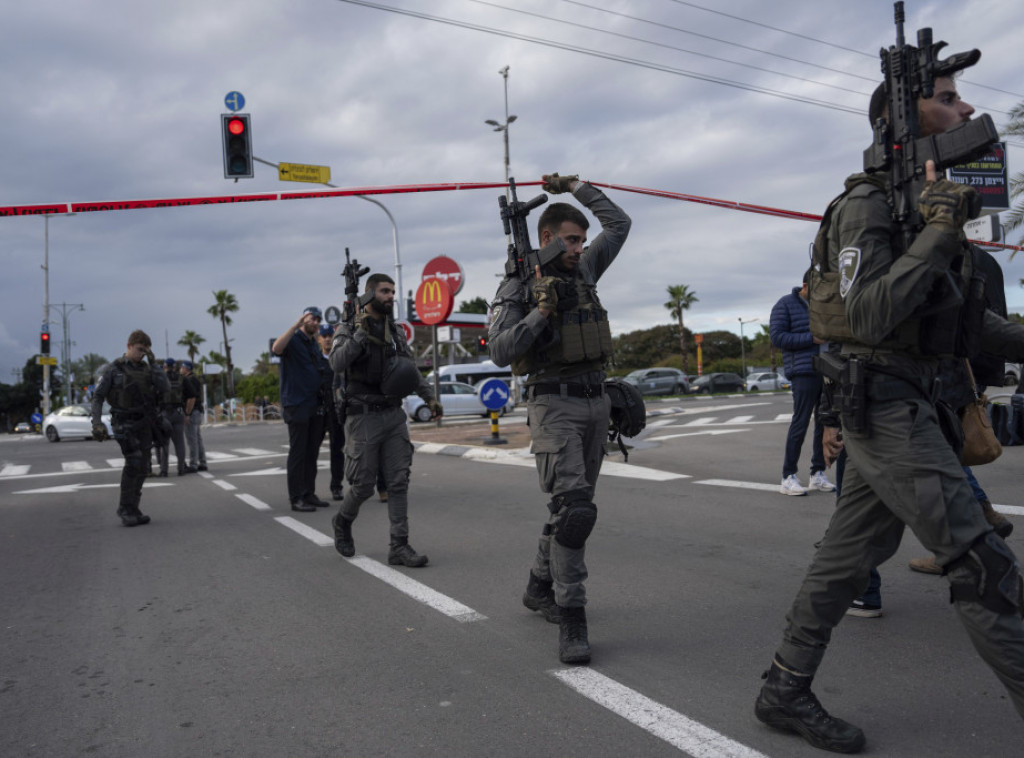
top-left (458, 296), bottom-right (490, 314)
top-left (250, 351), bottom-right (276, 376)
top-left (207, 291), bottom-right (239, 396)
top-left (1004, 103), bottom-right (1024, 243)
top-left (70, 352), bottom-right (109, 389)
top-left (177, 330), bottom-right (206, 365)
top-left (664, 284), bottom-right (699, 375)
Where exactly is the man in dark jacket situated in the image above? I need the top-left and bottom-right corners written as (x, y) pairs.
top-left (769, 271), bottom-right (834, 496)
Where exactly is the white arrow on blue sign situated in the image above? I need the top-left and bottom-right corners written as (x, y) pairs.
top-left (224, 91), bottom-right (246, 112)
top-left (477, 378), bottom-right (510, 411)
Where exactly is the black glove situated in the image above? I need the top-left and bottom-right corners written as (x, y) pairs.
top-left (541, 173), bottom-right (578, 194)
top-left (427, 400), bottom-right (444, 419)
top-left (92, 423), bottom-right (110, 442)
top-left (919, 178), bottom-right (981, 233)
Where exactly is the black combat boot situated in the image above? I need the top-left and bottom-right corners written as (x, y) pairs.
top-left (755, 657), bottom-right (865, 753)
top-left (388, 538), bottom-right (428, 568)
top-left (332, 513), bottom-right (355, 557)
top-left (522, 572), bottom-right (562, 623)
top-left (117, 507), bottom-right (141, 527)
top-left (557, 605), bottom-right (591, 664)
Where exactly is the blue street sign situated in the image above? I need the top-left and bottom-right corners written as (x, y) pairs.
top-left (224, 91), bottom-right (246, 112)
top-left (477, 378), bottom-right (510, 411)
top-left (30, 412), bottom-right (42, 424)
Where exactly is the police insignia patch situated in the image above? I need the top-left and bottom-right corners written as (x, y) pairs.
top-left (838, 247), bottom-right (861, 298)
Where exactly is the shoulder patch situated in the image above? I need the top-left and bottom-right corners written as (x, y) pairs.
top-left (491, 305), bottom-right (502, 323)
top-left (838, 247), bottom-right (861, 298)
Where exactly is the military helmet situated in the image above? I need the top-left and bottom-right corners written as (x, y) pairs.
top-left (381, 356), bottom-right (421, 397)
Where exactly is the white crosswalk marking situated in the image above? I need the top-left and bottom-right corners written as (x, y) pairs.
top-left (723, 415), bottom-right (755, 424)
top-left (232, 448), bottom-right (275, 456)
top-left (205, 451), bottom-right (238, 460)
top-left (62, 461), bottom-right (93, 472)
top-left (106, 458), bottom-right (123, 468)
top-left (0, 464), bottom-right (31, 477)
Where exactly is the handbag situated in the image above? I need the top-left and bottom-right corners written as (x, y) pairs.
top-left (958, 359), bottom-right (1002, 466)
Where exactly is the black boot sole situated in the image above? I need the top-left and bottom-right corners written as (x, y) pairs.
top-left (755, 698), bottom-right (865, 754)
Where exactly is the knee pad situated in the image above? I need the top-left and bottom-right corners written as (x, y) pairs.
top-left (551, 490), bottom-right (598, 550)
top-left (948, 532), bottom-right (1024, 615)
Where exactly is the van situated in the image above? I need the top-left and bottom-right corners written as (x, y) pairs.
top-left (426, 360), bottom-right (514, 387)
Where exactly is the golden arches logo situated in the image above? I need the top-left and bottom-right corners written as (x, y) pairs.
top-left (419, 278), bottom-right (444, 305)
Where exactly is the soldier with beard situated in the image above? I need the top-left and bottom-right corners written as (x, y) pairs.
top-left (329, 273), bottom-right (442, 567)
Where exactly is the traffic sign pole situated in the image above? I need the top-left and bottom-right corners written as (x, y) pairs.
top-left (484, 410), bottom-right (507, 446)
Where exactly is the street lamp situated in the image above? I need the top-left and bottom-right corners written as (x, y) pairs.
top-left (48, 302), bottom-right (85, 406)
top-left (738, 318), bottom-right (760, 379)
top-left (41, 213), bottom-right (76, 416)
top-left (484, 65), bottom-right (517, 186)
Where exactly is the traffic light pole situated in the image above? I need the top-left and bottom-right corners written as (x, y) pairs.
top-left (42, 216), bottom-right (51, 417)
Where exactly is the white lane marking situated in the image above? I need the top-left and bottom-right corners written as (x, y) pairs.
top-left (723, 415), bottom-right (755, 424)
top-left (106, 458), bottom-right (123, 468)
top-left (232, 448), bottom-right (275, 456)
top-left (773, 413), bottom-right (792, 422)
top-left (231, 467), bottom-right (287, 477)
top-left (274, 516), bottom-right (335, 546)
top-left (204, 451), bottom-right (238, 460)
top-left (685, 417), bottom-right (716, 426)
top-left (995, 504), bottom-right (1024, 517)
top-left (1, 464), bottom-right (31, 477)
top-left (465, 453), bottom-right (688, 481)
top-left (212, 479), bottom-right (237, 491)
top-left (696, 479), bottom-right (781, 492)
top-left (12, 482), bottom-right (174, 494)
top-left (236, 493), bottom-right (272, 511)
top-left (198, 471), bottom-right (215, 479)
top-left (62, 461), bottom-right (93, 472)
top-left (648, 430), bottom-right (745, 442)
top-left (346, 555), bottom-right (487, 623)
top-left (551, 668), bottom-right (767, 758)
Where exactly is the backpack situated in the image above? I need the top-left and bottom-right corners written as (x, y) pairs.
top-left (605, 377), bottom-right (646, 461)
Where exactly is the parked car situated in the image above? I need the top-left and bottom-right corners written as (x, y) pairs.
top-left (745, 371), bottom-right (791, 391)
top-left (404, 381), bottom-right (515, 423)
top-left (14, 421), bottom-right (33, 434)
top-left (43, 403), bottom-right (113, 442)
top-left (621, 368), bottom-right (689, 396)
top-left (688, 372), bottom-right (746, 394)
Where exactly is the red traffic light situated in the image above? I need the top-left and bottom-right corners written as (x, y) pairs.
top-left (40, 331), bottom-right (51, 355)
top-left (227, 117), bottom-right (246, 136)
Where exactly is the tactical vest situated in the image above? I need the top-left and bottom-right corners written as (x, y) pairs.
top-left (512, 275), bottom-right (614, 378)
top-left (345, 317), bottom-right (399, 394)
top-left (807, 173), bottom-right (984, 359)
top-left (162, 369), bottom-right (184, 407)
top-left (109, 358), bottom-right (156, 414)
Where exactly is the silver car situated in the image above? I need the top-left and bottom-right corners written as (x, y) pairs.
top-left (622, 368), bottom-right (689, 396)
top-left (745, 372), bottom-right (791, 391)
top-left (404, 381), bottom-right (515, 423)
top-left (43, 403), bottom-right (113, 442)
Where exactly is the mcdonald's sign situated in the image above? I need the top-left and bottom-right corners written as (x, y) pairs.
top-left (415, 277), bottom-right (453, 326)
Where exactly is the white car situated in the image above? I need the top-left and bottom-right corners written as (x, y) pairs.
top-left (43, 404), bottom-right (113, 442)
top-left (404, 381), bottom-right (515, 423)
top-left (745, 372), bottom-right (791, 392)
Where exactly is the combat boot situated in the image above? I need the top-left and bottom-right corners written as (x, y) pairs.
top-left (522, 572), bottom-right (562, 624)
top-left (117, 507), bottom-right (141, 527)
top-left (980, 500), bottom-right (1013, 538)
top-left (388, 538), bottom-right (428, 568)
top-left (557, 606), bottom-right (591, 664)
top-left (332, 513), bottom-right (355, 557)
top-left (755, 657), bottom-right (865, 754)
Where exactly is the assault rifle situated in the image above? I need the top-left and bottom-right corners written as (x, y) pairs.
top-left (499, 177), bottom-right (563, 282)
top-left (341, 247), bottom-right (371, 325)
top-left (863, 1), bottom-right (997, 251)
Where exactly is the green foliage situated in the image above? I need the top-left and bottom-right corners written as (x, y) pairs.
top-left (235, 373), bottom-right (279, 403)
top-left (612, 324), bottom-right (680, 370)
top-left (458, 296), bottom-right (490, 314)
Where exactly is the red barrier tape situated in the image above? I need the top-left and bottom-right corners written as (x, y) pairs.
top-left (1, 179), bottom-right (1019, 252)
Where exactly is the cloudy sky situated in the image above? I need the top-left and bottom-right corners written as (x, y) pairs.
top-left (2, 0), bottom-right (1022, 389)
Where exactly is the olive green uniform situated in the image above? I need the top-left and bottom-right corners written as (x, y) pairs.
top-left (488, 182), bottom-right (631, 607)
top-left (777, 176), bottom-right (1024, 716)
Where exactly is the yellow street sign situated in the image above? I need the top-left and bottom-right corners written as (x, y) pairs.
top-left (278, 162), bottom-right (331, 184)
top-left (37, 356), bottom-right (58, 365)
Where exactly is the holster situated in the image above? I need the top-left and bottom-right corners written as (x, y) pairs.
top-left (813, 353), bottom-right (868, 435)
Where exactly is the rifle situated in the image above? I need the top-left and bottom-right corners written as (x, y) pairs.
top-left (341, 247), bottom-right (371, 325)
top-left (863, 1), bottom-right (997, 253)
top-left (499, 177), bottom-right (559, 281)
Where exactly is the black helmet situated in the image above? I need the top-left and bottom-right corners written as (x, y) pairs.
top-left (381, 356), bottom-right (421, 397)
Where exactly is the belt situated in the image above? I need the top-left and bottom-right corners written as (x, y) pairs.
top-left (528, 382), bottom-right (604, 399)
top-left (346, 400), bottom-right (401, 415)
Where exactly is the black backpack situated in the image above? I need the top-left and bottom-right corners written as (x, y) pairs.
top-left (605, 377), bottom-right (646, 461)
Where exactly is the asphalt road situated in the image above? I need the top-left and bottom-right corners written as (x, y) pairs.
top-left (1, 393), bottom-right (1022, 757)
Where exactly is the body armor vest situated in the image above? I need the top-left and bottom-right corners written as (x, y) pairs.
top-left (162, 370), bottom-right (184, 407)
top-left (346, 317), bottom-right (399, 395)
top-left (512, 275), bottom-right (614, 378)
top-left (808, 174), bottom-right (985, 359)
top-left (109, 358), bottom-right (156, 414)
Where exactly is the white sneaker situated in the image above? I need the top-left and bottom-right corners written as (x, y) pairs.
top-left (779, 474), bottom-right (807, 496)
top-left (808, 471), bottom-right (836, 492)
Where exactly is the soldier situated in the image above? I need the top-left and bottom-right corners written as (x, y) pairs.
top-left (754, 66), bottom-right (1024, 752)
top-left (329, 273), bottom-right (442, 567)
top-left (179, 360), bottom-right (205, 473)
top-left (488, 173), bottom-right (631, 664)
top-left (156, 358), bottom-right (189, 476)
top-left (91, 329), bottom-right (170, 527)
top-left (317, 323), bottom-right (346, 501)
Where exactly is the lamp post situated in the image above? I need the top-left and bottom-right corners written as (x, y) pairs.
top-left (485, 65), bottom-right (517, 188)
top-left (738, 318), bottom-right (760, 379)
top-left (41, 213), bottom-right (75, 416)
top-left (48, 302), bottom-right (85, 406)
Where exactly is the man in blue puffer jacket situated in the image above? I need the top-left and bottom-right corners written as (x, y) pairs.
top-left (769, 271), bottom-right (834, 496)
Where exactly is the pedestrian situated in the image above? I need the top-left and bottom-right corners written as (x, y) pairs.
top-left (488, 172), bottom-right (631, 664)
top-left (329, 274), bottom-right (442, 567)
top-left (156, 358), bottom-right (189, 477)
top-left (317, 323), bottom-right (346, 501)
top-left (91, 329), bottom-right (170, 527)
top-left (179, 360), bottom-right (205, 473)
top-left (272, 307), bottom-right (331, 512)
top-left (754, 57), bottom-right (1024, 751)
top-left (770, 272), bottom-right (834, 496)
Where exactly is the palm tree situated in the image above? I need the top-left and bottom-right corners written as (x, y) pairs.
top-left (1003, 103), bottom-right (1024, 243)
top-left (664, 284), bottom-right (699, 375)
top-left (177, 330), bottom-right (206, 365)
top-left (207, 290), bottom-right (239, 396)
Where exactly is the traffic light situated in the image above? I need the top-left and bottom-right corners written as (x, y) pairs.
top-left (221, 113), bottom-right (253, 179)
top-left (40, 331), bottom-right (51, 356)
top-left (477, 336), bottom-right (488, 354)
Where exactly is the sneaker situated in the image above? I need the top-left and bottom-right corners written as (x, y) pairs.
top-left (808, 471), bottom-right (835, 492)
top-left (779, 475), bottom-right (807, 496)
top-left (845, 599), bottom-right (883, 618)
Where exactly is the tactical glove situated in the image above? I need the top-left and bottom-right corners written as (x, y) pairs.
top-left (144, 348), bottom-right (157, 364)
top-left (919, 178), bottom-right (981, 233)
top-left (428, 400), bottom-right (444, 419)
top-left (353, 311), bottom-right (371, 333)
top-left (541, 173), bottom-right (578, 194)
top-left (92, 423), bottom-right (110, 442)
top-left (532, 276), bottom-right (560, 313)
